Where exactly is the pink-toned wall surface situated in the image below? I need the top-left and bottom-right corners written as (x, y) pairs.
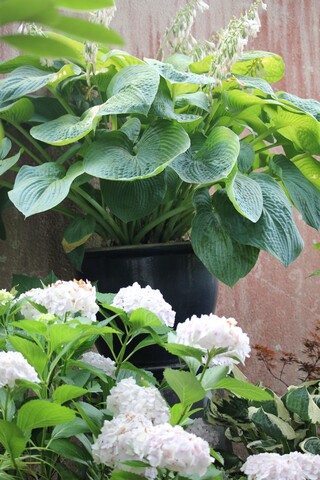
top-left (1, 0), bottom-right (319, 389)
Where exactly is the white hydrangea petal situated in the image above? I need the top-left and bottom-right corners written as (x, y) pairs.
top-left (0, 351), bottom-right (40, 387)
top-left (80, 352), bottom-right (116, 378)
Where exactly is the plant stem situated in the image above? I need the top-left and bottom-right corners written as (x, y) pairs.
top-left (5, 131), bottom-right (44, 165)
top-left (0, 179), bottom-right (13, 189)
top-left (12, 124), bottom-right (51, 162)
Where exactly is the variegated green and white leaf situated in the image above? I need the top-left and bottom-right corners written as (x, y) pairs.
top-left (286, 386), bottom-right (320, 423)
top-left (249, 407), bottom-right (296, 440)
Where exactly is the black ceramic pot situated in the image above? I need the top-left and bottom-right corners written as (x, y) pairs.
top-left (81, 242), bottom-right (218, 373)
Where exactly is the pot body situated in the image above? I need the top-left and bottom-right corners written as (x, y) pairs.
top-left (81, 243), bottom-right (218, 372)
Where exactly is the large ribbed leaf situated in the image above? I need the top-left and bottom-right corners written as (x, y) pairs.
top-left (214, 175), bottom-right (304, 267)
top-left (83, 120), bottom-right (190, 180)
top-left (175, 92), bottom-right (210, 111)
top-left (9, 162), bottom-right (84, 216)
top-left (237, 141), bottom-right (255, 173)
top-left (271, 155), bottom-right (320, 229)
top-left (150, 78), bottom-right (202, 125)
top-left (232, 74), bottom-right (274, 95)
top-left (98, 65), bottom-right (160, 116)
top-left (191, 189), bottom-right (259, 287)
top-left (0, 98), bottom-right (34, 124)
top-left (0, 151), bottom-right (21, 176)
top-left (295, 157), bottom-right (320, 189)
top-left (265, 106), bottom-right (320, 155)
top-left (31, 106), bottom-right (100, 146)
top-left (231, 51), bottom-right (285, 83)
top-left (226, 171), bottom-right (263, 222)
top-left (224, 89), bottom-right (281, 114)
top-left (0, 55), bottom-right (45, 74)
top-left (100, 172), bottom-right (167, 222)
top-left (277, 91), bottom-right (320, 120)
top-left (0, 138), bottom-right (11, 159)
top-left (17, 400), bottom-right (75, 432)
top-left (144, 58), bottom-right (214, 85)
top-left (171, 127), bottom-right (239, 183)
top-left (0, 65), bottom-right (81, 103)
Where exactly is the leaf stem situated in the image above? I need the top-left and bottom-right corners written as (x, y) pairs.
top-left (5, 131), bottom-right (43, 165)
top-left (12, 124), bottom-right (51, 162)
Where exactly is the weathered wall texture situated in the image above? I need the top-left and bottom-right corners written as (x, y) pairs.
top-left (0, 0), bottom-right (319, 388)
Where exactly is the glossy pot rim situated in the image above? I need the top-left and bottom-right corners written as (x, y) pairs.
top-left (84, 241), bottom-right (194, 258)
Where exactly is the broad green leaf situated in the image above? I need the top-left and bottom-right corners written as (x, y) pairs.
top-left (214, 378), bottom-right (272, 401)
top-left (0, 55), bottom-right (46, 74)
top-left (213, 175), bottom-right (304, 267)
top-left (249, 407), bottom-right (296, 440)
top-left (165, 343), bottom-right (205, 363)
top-left (237, 141), bottom-right (255, 174)
top-left (51, 418), bottom-right (90, 440)
top-left (171, 127), bottom-right (240, 183)
top-left (190, 55), bottom-right (213, 74)
top-left (231, 51), bottom-right (285, 83)
top-left (164, 368), bottom-right (206, 406)
top-left (11, 319), bottom-right (47, 336)
top-left (271, 155), bottom-right (320, 229)
top-left (0, 420), bottom-right (26, 459)
top-left (9, 162), bottom-right (84, 217)
top-left (49, 438), bottom-right (91, 464)
top-left (0, 151), bottom-right (21, 176)
top-left (49, 324), bottom-right (86, 351)
top-left (226, 171), bottom-right (263, 222)
top-left (223, 89), bottom-right (278, 114)
top-left (30, 96), bottom-right (66, 123)
top-left (100, 49), bottom-right (143, 69)
top-left (191, 189), bottom-right (259, 286)
top-left (175, 92), bottom-right (210, 111)
top-left (144, 58), bottom-right (214, 85)
top-left (129, 308), bottom-right (163, 328)
top-left (265, 105), bottom-right (320, 155)
top-left (83, 121), bottom-right (190, 180)
top-left (286, 386), bottom-right (320, 422)
top-left (110, 472), bottom-right (146, 480)
top-left (100, 172), bottom-right (167, 222)
top-left (0, 65), bottom-right (80, 104)
top-left (17, 400), bottom-right (75, 432)
top-left (232, 74), bottom-right (274, 95)
top-left (0, 0), bottom-right (53, 25)
top-left (52, 385), bottom-right (88, 404)
top-left (98, 64), bottom-right (160, 116)
top-left (8, 335), bottom-right (47, 377)
top-left (300, 437), bottom-right (320, 455)
top-left (277, 91), bottom-right (320, 120)
top-left (0, 98), bottom-right (34, 124)
top-left (199, 366), bottom-right (229, 390)
top-left (31, 107), bottom-right (100, 146)
top-left (0, 138), bottom-right (11, 159)
top-left (119, 117), bottom-right (141, 143)
top-left (62, 215), bottom-right (96, 253)
top-left (295, 157), bottom-right (320, 189)
top-left (53, 0), bottom-right (113, 9)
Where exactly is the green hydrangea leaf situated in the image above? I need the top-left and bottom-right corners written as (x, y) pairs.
top-left (0, 420), bottom-right (26, 459)
top-left (17, 400), bottom-right (76, 432)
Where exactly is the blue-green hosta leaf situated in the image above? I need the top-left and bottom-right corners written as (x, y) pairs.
top-left (83, 120), bottom-right (190, 180)
top-left (213, 175), bottom-right (304, 267)
top-left (0, 65), bottom-right (81, 104)
top-left (0, 98), bottom-right (34, 124)
top-left (0, 55), bottom-right (46, 74)
top-left (237, 141), bottom-right (255, 173)
top-left (9, 161), bottom-right (84, 217)
top-left (191, 189), bottom-right (259, 286)
top-left (17, 400), bottom-right (76, 433)
top-left (265, 105), bottom-right (320, 155)
top-left (223, 89), bottom-right (281, 114)
top-left (149, 78), bottom-right (202, 125)
top-left (98, 64), bottom-right (160, 116)
top-left (0, 138), bottom-right (11, 159)
top-left (62, 215), bottom-right (96, 253)
top-left (226, 171), bottom-right (263, 222)
top-left (100, 49), bottom-right (143, 69)
top-left (31, 107), bottom-right (100, 146)
top-left (271, 155), bottom-right (320, 230)
top-left (232, 74), bottom-right (274, 95)
top-left (119, 117), bottom-right (141, 143)
top-left (171, 127), bottom-right (240, 183)
top-left (0, 151), bottom-right (21, 176)
top-left (295, 157), bottom-right (320, 189)
top-left (286, 386), bottom-right (320, 422)
top-left (0, 420), bottom-right (26, 459)
top-left (100, 171), bottom-right (167, 222)
top-left (231, 51), bottom-right (285, 83)
top-left (277, 91), bottom-right (320, 120)
top-left (30, 96), bottom-right (67, 123)
top-left (249, 407), bottom-right (296, 440)
top-left (174, 91), bottom-right (210, 111)
top-left (144, 58), bottom-right (214, 85)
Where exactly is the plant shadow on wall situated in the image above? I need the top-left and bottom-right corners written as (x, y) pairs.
top-left (0, 0), bottom-right (319, 287)
top-left (1, 278), bottom-right (320, 480)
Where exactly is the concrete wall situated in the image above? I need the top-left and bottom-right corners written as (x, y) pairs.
top-left (1, 0), bottom-right (319, 388)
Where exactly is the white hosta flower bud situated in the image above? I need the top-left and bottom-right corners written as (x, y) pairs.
top-left (0, 351), bottom-right (40, 387)
top-left (145, 423), bottom-right (213, 476)
top-left (111, 282), bottom-right (175, 327)
top-left (80, 352), bottom-right (116, 378)
top-left (107, 378), bottom-right (170, 425)
top-left (241, 452), bottom-right (320, 480)
top-left (174, 313), bottom-right (250, 368)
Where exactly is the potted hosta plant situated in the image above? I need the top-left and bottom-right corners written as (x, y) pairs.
top-left (0, 1), bottom-right (319, 304)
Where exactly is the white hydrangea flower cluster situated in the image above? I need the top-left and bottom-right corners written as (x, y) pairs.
top-left (174, 313), bottom-right (250, 369)
top-left (0, 351), bottom-right (40, 387)
top-left (241, 452), bottom-right (320, 480)
top-left (0, 289), bottom-right (14, 305)
top-left (106, 377), bottom-right (170, 425)
top-left (111, 282), bottom-right (176, 327)
top-left (19, 279), bottom-right (99, 322)
top-left (92, 377), bottom-right (213, 476)
top-left (80, 352), bottom-right (116, 379)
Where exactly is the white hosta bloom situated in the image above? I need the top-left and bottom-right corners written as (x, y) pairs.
top-left (111, 282), bottom-right (175, 327)
top-left (0, 289), bottom-right (14, 305)
top-left (107, 378), bottom-right (170, 425)
top-left (19, 279), bottom-right (98, 321)
top-left (175, 314), bottom-right (250, 368)
top-left (80, 352), bottom-right (116, 378)
top-left (241, 452), bottom-right (320, 480)
top-left (0, 351), bottom-right (40, 387)
top-left (145, 423), bottom-right (212, 476)
top-left (92, 413), bottom-right (152, 468)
